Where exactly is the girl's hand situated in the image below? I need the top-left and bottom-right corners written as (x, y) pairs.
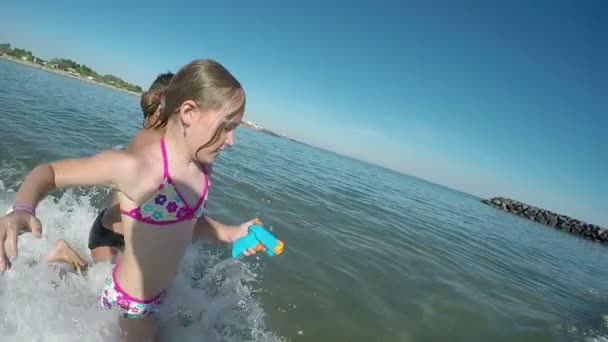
top-left (0, 209), bottom-right (42, 271)
top-left (221, 218), bottom-right (266, 257)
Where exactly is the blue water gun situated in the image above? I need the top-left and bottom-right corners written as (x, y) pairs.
top-left (232, 220), bottom-right (284, 258)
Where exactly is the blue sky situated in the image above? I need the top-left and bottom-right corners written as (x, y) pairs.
top-left (1, 0), bottom-right (606, 224)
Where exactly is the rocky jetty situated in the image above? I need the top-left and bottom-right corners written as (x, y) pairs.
top-left (482, 197), bottom-right (607, 244)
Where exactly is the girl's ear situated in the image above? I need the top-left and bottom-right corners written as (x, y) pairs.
top-left (178, 100), bottom-right (198, 127)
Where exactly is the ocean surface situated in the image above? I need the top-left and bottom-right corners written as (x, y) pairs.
top-left (0, 59), bottom-right (607, 342)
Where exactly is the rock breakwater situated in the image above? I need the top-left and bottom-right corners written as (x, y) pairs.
top-left (482, 197), bottom-right (606, 244)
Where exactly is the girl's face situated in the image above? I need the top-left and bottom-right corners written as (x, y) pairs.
top-left (178, 99), bottom-right (242, 164)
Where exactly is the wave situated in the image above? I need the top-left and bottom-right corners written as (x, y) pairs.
top-left (0, 189), bottom-right (283, 342)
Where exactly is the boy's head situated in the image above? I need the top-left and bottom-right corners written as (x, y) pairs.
top-left (140, 72), bottom-right (174, 128)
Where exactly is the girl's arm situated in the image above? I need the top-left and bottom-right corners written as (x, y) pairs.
top-left (15, 150), bottom-right (141, 208)
top-left (192, 216), bottom-right (261, 256)
top-left (192, 216), bottom-right (234, 242)
top-left (0, 150), bottom-right (142, 271)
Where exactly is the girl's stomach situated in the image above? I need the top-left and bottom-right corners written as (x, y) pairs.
top-left (114, 218), bottom-right (196, 299)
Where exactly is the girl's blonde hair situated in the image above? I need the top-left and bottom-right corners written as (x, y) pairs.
top-left (155, 59), bottom-right (245, 149)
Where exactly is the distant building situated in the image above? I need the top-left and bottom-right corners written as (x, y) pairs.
top-left (33, 58), bottom-right (47, 66)
top-left (66, 67), bottom-right (79, 76)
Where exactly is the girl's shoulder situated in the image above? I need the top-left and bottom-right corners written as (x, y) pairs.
top-left (112, 146), bottom-right (165, 204)
top-left (126, 128), bottom-right (164, 154)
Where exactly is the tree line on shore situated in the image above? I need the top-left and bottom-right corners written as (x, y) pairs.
top-left (1, 43), bottom-right (142, 93)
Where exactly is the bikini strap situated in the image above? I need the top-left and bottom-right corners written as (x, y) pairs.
top-left (201, 164), bottom-right (210, 195)
top-left (160, 137), bottom-right (169, 179)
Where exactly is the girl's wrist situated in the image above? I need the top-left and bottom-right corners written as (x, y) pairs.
top-left (216, 224), bottom-right (239, 243)
top-left (12, 203), bottom-right (36, 216)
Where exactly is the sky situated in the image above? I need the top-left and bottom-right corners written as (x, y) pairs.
top-left (0, 0), bottom-right (606, 224)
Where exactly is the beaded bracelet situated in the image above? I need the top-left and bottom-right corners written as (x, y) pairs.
top-left (12, 203), bottom-right (36, 216)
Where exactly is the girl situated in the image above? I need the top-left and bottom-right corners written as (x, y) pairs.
top-left (45, 71), bottom-right (257, 271)
top-left (86, 71), bottom-right (176, 264)
top-left (44, 72), bottom-right (176, 268)
top-left (0, 59), bottom-right (258, 341)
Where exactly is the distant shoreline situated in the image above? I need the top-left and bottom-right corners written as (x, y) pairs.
top-left (240, 120), bottom-right (286, 138)
top-left (0, 55), bottom-right (141, 96)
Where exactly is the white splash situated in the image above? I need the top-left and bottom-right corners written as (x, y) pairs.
top-left (0, 190), bottom-right (283, 342)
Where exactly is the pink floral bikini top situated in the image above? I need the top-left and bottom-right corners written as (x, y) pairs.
top-left (120, 137), bottom-right (210, 225)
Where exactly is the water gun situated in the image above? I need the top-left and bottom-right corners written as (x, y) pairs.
top-left (232, 221), bottom-right (284, 258)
